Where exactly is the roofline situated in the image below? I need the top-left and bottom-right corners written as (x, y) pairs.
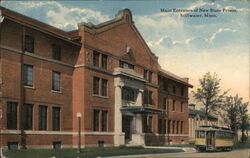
top-left (158, 70), bottom-right (193, 88)
top-left (0, 7), bottom-right (81, 47)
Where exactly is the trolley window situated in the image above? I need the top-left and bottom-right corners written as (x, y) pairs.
top-left (196, 130), bottom-right (205, 138)
top-left (216, 131), bottom-right (234, 139)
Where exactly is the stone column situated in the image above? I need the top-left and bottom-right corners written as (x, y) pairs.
top-left (136, 89), bottom-right (143, 106)
top-left (131, 113), bottom-right (145, 146)
top-left (114, 85), bottom-right (125, 146)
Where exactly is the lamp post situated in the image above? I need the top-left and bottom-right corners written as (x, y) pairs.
top-left (76, 113), bottom-right (81, 154)
top-left (0, 109), bottom-right (3, 158)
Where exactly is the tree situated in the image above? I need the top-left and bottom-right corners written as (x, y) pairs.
top-left (193, 72), bottom-right (228, 125)
top-left (223, 95), bottom-right (249, 142)
top-left (238, 101), bottom-right (249, 142)
top-left (223, 95), bottom-right (241, 141)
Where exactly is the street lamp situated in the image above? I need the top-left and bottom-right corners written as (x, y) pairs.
top-left (76, 113), bottom-right (81, 154)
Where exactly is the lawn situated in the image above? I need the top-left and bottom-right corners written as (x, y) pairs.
top-left (3, 146), bottom-right (183, 158)
top-left (233, 141), bottom-right (250, 149)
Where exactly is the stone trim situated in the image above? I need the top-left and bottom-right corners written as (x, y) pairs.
top-left (1, 130), bottom-right (115, 136)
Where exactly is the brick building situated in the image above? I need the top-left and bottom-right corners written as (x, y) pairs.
top-left (0, 7), bottom-right (192, 149)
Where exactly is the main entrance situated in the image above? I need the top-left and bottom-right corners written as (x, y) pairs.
top-left (122, 115), bottom-right (133, 143)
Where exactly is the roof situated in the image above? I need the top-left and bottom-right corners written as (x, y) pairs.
top-left (0, 6), bottom-right (81, 46)
top-left (158, 66), bottom-right (193, 87)
top-left (196, 125), bottom-right (233, 132)
top-left (189, 108), bottom-right (218, 121)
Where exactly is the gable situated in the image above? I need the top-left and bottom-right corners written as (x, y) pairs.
top-left (81, 9), bottom-right (158, 69)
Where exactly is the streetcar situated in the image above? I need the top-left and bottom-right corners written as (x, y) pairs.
top-left (195, 125), bottom-right (234, 151)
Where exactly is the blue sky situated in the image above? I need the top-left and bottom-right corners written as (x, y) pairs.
top-left (1, 0), bottom-right (249, 105)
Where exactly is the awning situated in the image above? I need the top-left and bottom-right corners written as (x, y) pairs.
top-left (121, 106), bottom-right (164, 115)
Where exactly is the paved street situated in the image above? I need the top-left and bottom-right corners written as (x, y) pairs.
top-left (110, 149), bottom-right (250, 158)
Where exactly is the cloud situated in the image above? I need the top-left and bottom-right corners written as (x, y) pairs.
top-left (187, 37), bottom-right (210, 49)
top-left (134, 12), bottom-right (183, 41)
top-left (1, 1), bottom-right (110, 30)
top-left (209, 28), bottom-right (240, 47)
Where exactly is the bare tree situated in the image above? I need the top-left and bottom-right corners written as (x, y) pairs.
top-left (193, 72), bottom-right (228, 125)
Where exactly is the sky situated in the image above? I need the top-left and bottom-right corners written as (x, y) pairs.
top-left (1, 0), bottom-right (249, 109)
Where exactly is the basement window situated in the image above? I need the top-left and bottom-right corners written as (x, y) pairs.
top-left (8, 142), bottom-right (18, 150)
top-left (53, 141), bottom-right (61, 149)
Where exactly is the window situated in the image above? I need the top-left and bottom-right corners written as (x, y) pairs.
top-left (144, 69), bottom-right (152, 82)
top-left (39, 105), bottom-right (47, 130)
top-left (158, 119), bottom-right (163, 134)
top-left (52, 44), bottom-right (61, 61)
top-left (93, 51), bottom-right (100, 67)
top-left (101, 54), bottom-right (107, 69)
top-left (176, 121), bottom-right (179, 134)
top-left (172, 120), bottom-right (175, 134)
top-left (24, 35), bottom-right (34, 53)
top-left (164, 119), bottom-right (167, 134)
top-left (181, 87), bottom-right (184, 96)
top-left (52, 71), bottom-right (60, 91)
top-left (122, 87), bottom-right (135, 102)
top-left (93, 77), bottom-right (100, 95)
top-left (172, 100), bottom-right (176, 111)
top-left (143, 90), bottom-right (152, 105)
top-left (7, 142), bottom-right (18, 150)
top-left (173, 86), bottom-right (176, 94)
top-left (7, 102), bottom-right (17, 130)
top-left (149, 116), bottom-right (153, 133)
top-left (148, 71), bottom-right (152, 82)
top-left (24, 104), bottom-right (33, 130)
top-left (52, 107), bottom-right (60, 131)
top-left (163, 98), bottom-right (167, 110)
top-left (93, 109), bottom-right (99, 131)
top-left (180, 121), bottom-right (183, 134)
top-left (180, 102), bottom-right (184, 112)
top-left (143, 116), bottom-right (147, 133)
top-left (196, 131), bottom-right (205, 138)
top-left (24, 64), bottom-right (33, 86)
top-left (163, 81), bottom-right (168, 91)
top-left (119, 61), bottom-right (134, 69)
top-left (53, 141), bottom-right (61, 149)
top-left (101, 111), bottom-right (107, 131)
top-left (101, 79), bottom-right (107, 96)
top-left (168, 120), bottom-right (171, 134)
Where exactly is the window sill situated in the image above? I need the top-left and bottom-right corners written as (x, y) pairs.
top-left (24, 51), bottom-right (34, 54)
top-left (92, 94), bottom-right (109, 99)
top-left (24, 85), bottom-right (35, 89)
top-left (143, 104), bottom-right (153, 107)
top-left (51, 90), bottom-right (62, 94)
top-left (122, 100), bottom-right (136, 104)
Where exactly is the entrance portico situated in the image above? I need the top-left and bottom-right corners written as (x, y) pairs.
top-left (113, 67), bottom-right (145, 146)
top-left (113, 67), bottom-right (163, 146)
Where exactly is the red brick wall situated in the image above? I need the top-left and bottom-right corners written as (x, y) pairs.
top-left (0, 19), bottom-right (79, 148)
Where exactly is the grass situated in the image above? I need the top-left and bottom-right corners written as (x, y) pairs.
top-left (233, 141), bottom-right (250, 149)
top-left (3, 146), bottom-right (183, 158)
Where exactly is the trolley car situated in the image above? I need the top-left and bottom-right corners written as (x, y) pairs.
top-left (195, 126), bottom-right (234, 151)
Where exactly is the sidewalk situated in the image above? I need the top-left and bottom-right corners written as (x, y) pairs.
top-left (106, 146), bottom-right (197, 158)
